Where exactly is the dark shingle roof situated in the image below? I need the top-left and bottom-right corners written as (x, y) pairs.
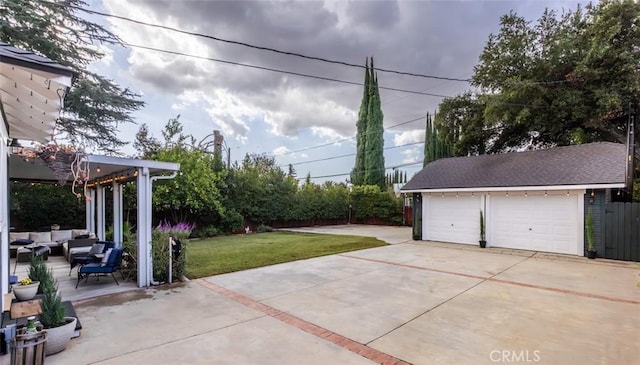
top-left (0, 42), bottom-right (75, 78)
top-left (402, 142), bottom-right (627, 191)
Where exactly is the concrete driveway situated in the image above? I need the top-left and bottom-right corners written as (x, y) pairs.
top-left (47, 227), bottom-right (640, 365)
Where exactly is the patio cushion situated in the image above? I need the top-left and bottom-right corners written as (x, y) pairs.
top-left (101, 248), bottom-right (113, 265)
top-left (51, 230), bottom-right (73, 242)
top-left (89, 243), bottom-right (105, 255)
top-left (69, 246), bottom-right (92, 256)
top-left (72, 229), bottom-right (90, 239)
top-left (10, 238), bottom-right (34, 246)
top-left (9, 232), bottom-right (30, 241)
top-left (29, 232), bottom-right (52, 243)
top-left (78, 264), bottom-right (116, 274)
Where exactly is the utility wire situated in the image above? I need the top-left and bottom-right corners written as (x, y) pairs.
top-left (124, 43), bottom-right (453, 98)
top-left (50, 1), bottom-right (471, 82)
top-left (48, 1), bottom-right (568, 86)
top-left (276, 115), bottom-right (426, 157)
top-left (300, 161), bottom-right (423, 181)
top-left (283, 140), bottom-right (425, 167)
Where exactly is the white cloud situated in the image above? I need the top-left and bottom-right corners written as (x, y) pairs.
top-left (393, 130), bottom-right (424, 146)
top-left (273, 146), bottom-right (290, 156)
top-left (401, 148), bottom-right (421, 164)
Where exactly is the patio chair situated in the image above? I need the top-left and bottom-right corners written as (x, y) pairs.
top-left (76, 247), bottom-right (123, 289)
top-left (68, 241), bottom-right (115, 276)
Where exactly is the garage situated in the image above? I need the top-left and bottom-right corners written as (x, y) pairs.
top-left (489, 193), bottom-right (580, 255)
top-left (424, 195), bottom-right (481, 244)
top-left (401, 142), bottom-right (628, 257)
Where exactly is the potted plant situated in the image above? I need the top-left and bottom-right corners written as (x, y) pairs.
top-left (479, 210), bottom-right (487, 248)
top-left (28, 255), bottom-right (48, 294)
top-left (12, 278), bottom-right (39, 301)
top-left (39, 268), bottom-right (77, 355)
top-left (586, 209), bottom-right (596, 259)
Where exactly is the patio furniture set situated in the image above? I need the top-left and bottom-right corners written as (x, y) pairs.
top-left (10, 229), bottom-right (128, 288)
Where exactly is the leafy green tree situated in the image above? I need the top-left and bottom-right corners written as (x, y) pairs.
top-left (439, 1), bottom-right (640, 155)
top-left (134, 117), bottom-right (224, 224)
top-left (434, 95), bottom-right (491, 156)
top-left (10, 182), bottom-right (85, 230)
top-left (227, 153), bottom-right (297, 225)
top-left (0, 0), bottom-right (143, 151)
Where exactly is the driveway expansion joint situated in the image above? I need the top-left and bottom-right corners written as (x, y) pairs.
top-left (196, 279), bottom-right (412, 365)
top-left (340, 254), bottom-right (640, 305)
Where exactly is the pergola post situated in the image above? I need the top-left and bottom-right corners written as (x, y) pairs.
top-left (1, 141), bottom-right (9, 306)
top-left (95, 184), bottom-right (105, 241)
top-left (86, 188), bottom-right (96, 233)
top-left (112, 181), bottom-right (123, 246)
top-left (136, 167), bottom-right (152, 287)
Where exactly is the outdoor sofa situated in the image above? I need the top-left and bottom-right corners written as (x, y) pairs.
top-left (9, 229), bottom-right (96, 258)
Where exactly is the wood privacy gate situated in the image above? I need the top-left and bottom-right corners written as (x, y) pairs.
top-left (603, 202), bottom-right (640, 262)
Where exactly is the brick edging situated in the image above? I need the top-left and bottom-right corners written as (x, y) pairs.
top-left (196, 279), bottom-right (411, 365)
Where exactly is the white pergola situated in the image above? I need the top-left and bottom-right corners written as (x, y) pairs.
top-left (1, 42), bottom-right (180, 311)
top-left (1, 42), bottom-right (76, 310)
top-left (82, 155), bottom-right (179, 287)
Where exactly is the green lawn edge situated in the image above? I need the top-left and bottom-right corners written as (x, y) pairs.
top-left (185, 231), bottom-right (387, 278)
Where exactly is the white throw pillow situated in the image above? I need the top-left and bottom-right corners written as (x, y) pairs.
top-left (101, 248), bottom-right (113, 265)
top-left (72, 229), bottom-right (89, 239)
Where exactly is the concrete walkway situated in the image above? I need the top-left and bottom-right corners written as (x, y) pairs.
top-left (46, 229), bottom-right (639, 364)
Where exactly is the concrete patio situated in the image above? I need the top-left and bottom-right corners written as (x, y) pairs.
top-left (40, 226), bottom-right (639, 365)
top-left (11, 255), bottom-right (138, 303)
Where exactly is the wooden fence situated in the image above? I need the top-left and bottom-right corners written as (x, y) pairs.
top-left (603, 202), bottom-right (640, 262)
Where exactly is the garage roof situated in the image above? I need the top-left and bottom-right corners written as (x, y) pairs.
top-left (402, 142), bottom-right (627, 191)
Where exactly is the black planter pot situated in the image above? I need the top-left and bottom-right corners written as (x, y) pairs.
top-left (479, 240), bottom-right (487, 248)
top-left (586, 250), bottom-right (597, 259)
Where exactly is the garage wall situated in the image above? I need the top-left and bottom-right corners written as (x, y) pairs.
top-left (420, 190), bottom-right (585, 256)
top-left (422, 193), bottom-right (482, 245)
top-left (487, 191), bottom-right (583, 255)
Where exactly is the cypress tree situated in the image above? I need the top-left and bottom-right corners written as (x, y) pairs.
top-left (351, 58), bottom-right (371, 185)
top-left (423, 112), bottom-right (452, 166)
top-left (363, 61), bottom-right (385, 189)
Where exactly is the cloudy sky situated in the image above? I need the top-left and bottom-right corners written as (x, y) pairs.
top-left (87, 0), bottom-right (586, 183)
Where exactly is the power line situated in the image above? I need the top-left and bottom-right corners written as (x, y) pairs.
top-left (276, 115), bottom-right (426, 157)
top-left (300, 161), bottom-right (423, 181)
top-left (283, 140), bottom-right (425, 167)
top-left (50, 1), bottom-right (472, 83)
top-left (44, 1), bottom-right (573, 87)
top-left (125, 43), bottom-right (540, 113)
top-left (124, 43), bottom-right (453, 98)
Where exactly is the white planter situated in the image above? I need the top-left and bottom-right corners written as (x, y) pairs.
top-left (44, 317), bottom-right (77, 355)
top-left (12, 282), bottom-right (39, 301)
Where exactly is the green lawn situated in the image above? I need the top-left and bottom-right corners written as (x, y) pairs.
top-left (185, 231), bottom-right (387, 278)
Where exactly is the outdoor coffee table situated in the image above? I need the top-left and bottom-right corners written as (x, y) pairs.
top-left (13, 246), bottom-right (50, 274)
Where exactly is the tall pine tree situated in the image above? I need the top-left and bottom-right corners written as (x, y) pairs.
top-left (423, 112), bottom-right (452, 166)
top-left (363, 61), bottom-right (385, 189)
top-left (351, 58), bottom-right (371, 185)
top-left (351, 58), bottom-right (385, 188)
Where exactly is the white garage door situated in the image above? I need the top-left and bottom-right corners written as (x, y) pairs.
top-left (425, 195), bottom-right (481, 245)
top-left (489, 195), bottom-right (580, 255)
